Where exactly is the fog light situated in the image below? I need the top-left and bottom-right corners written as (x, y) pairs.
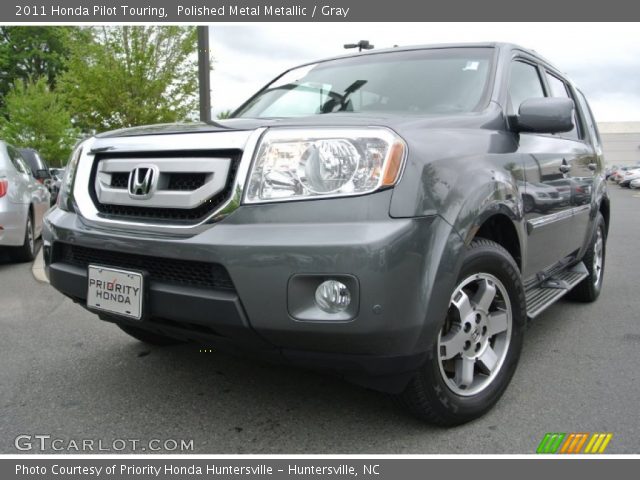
top-left (315, 280), bottom-right (351, 313)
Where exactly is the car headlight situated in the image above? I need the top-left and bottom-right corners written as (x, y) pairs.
top-left (244, 128), bottom-right (406, 203)
top-left (56, 141), bottom-right (85, 212)
top-left (536, 192), bottom-right (549, 198)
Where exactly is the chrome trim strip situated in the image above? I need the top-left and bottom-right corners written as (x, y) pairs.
top-left (527, 209), bottom-right (573, 230)
top-left (572, 204), bottom-right (591, 215)
top-left (527, 204), bottom-right (592, 230)
top-left (72, 129), bottom-right (266, 236)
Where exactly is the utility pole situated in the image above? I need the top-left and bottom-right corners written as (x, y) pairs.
top-left (197, 26), bottom-right (212, 123)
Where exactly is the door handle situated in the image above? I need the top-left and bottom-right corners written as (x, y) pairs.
top-left (559, 164), bottom-right (572, 173)
top-left (588, 163), bottom-right (597, 171)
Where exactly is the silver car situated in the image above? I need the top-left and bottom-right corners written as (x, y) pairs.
top-left (0, 141), bottom-right (50, 261)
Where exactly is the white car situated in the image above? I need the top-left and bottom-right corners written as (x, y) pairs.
top-left (630, 178), bottom-right (640, 189)
top-left (619, 168), bottom-right (640, 188)
top-left (0, 141), bottom-right (50, 261)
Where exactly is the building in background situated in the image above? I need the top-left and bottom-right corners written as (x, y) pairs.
top-left (598, 122), bottom-right (640, 167)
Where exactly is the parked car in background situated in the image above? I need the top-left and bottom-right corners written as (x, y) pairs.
top-left (48, 167), bottom-right (65, 205)
top-left (618, 168), bottom-right (640, 188)
top-left (605, 165), bottom-right (618, 180)
top-left (19, 148), bottom-right (51, 184)
top-left (610, 166), bottom-right (634, 183)
top-left (50, 167), bottom-right (66, 181)
top-left (1, 142), bottom-right (50, 261)
top-left (630, 178), bottom-right (640, 189)
top-left (18, 148), bottom-right (58, 205)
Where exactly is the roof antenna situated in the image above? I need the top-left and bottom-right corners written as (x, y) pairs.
top-left (344, 40), bottom-right (374, 52)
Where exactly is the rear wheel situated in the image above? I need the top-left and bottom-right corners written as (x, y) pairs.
top-left (118, 324), bottom-right (183, 346)
top-left (10, 213), bottom-right (36, 263)
top-left (567, 212), bottom-right (606, 302)
top-left (396, 239), bottom-right (526, 426)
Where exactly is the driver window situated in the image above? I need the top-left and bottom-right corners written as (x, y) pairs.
top-left (508, 61), bottom-right (545, 115)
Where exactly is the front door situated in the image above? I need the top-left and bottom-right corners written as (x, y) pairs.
top-left (507, 60), bottom-right (581, 278)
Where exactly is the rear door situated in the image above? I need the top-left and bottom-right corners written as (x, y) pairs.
top-left (573, 89), bottom-right (603, 241)
top-left (543, 71), bottom-right (597, 229)
top-left (508, 59), bottom-right (580, 277)
top-left (8, 147), bottom-right (50, 229)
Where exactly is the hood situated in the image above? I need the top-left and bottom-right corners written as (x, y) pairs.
top-left (96, 105), bottom-right (506, 139)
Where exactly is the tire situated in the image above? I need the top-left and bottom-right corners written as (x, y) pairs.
top-left (396, 239), bottom-right (526, 426)
top-left (118, 324), bottom-right (183, 346)
top-left (10, 212), bottom-right (36, 263)
top-left (566, 212), bottom-right (606, 302)
top-left (522, 195), bottom-right (534, 214)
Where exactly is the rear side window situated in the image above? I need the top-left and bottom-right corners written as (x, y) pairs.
top-left (7, 147), bottom-right (32, 175)
top-left (545, 72), bottom-right (580, 140)
top-left (508, 61), bottom-right (545, 114)
top-left (19, 149), bottom-right (44, 174)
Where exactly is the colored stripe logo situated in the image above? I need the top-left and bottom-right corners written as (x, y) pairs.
top-left (537, 433), bottom-right (613, 454)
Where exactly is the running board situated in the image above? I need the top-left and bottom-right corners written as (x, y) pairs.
top-left (525, 262), bottom-right (589, 319)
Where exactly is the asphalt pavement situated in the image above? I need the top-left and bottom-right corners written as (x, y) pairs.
top-left (1, 186), bottom-right (639, 454)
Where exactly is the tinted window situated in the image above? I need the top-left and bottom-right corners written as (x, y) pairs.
top-left (235, 48), bottom-right (495, 118)
top-left (7, 147), bottom-right (31, 175)
top-left (508, 61), bottom-right (545, 114)
top-left (19, 148), bottom-right (48, 175)
top-left (545, 73), bottom-right (579, 139)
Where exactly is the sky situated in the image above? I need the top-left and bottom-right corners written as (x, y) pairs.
top-left (209, 22), bottom-right (640, 122)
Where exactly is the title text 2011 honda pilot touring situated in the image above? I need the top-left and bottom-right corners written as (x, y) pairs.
top-left (43, 43), bottom-right (609, 425)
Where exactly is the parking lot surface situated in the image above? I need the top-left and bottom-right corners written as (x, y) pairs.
top-left (1, 186), bottom-right (639, 454)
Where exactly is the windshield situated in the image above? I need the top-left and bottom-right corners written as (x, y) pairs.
top-left (234, 48), bottom-right (494, 118)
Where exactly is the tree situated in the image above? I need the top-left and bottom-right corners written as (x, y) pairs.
top-left (217, 109), bottom-right (233, 119)
top-left (0, 77), bottom-right (78, 166)
top-left (60, 26), bottom-right (199, 133)
top-left (0, 27), bottom-right (84, 108)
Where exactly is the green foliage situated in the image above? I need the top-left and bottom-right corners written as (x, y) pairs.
top-left (216, 109), bottom-right (233, 119)
top-left (60, 26), bottom-right (199, 132)
top-left (0, 77), bottom-right (78, 166)
top-left (0, 27), bottom-right (85, 107)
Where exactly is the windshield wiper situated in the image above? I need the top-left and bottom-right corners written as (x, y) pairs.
top-left (320, 80), bottom-right (368, 113)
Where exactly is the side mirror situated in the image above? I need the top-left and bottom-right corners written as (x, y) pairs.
top-left (515, 97), bottom-right (574, 134)
top-left (35, 169), bottom-right (51, 180)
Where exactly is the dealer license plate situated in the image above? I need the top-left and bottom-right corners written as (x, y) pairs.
top-left (87, 265), bottom-right (143, 320)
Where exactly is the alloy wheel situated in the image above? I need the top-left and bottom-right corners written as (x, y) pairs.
top-left (437, 273), bottom-right (513, 396)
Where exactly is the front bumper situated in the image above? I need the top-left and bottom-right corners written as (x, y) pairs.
top-left (43, 191), bottom-right (456, 390)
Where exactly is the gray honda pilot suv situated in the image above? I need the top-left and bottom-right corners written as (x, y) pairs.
top-left (43, 43), bottom-right (609, 425)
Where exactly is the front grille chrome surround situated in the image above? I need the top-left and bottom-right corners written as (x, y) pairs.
top-left (71, 128), bottom-right (266, 235)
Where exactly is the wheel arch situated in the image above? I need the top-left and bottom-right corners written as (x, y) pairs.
top-left (472, 213), bottom-right (523, 272)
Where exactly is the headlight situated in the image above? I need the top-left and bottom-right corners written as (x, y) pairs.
top-left (244, 128), bottom-right (406, 203)
top-left (56, 141), bottom-right (85, 212)
top-left (536, 192), bottom-right (549, 198)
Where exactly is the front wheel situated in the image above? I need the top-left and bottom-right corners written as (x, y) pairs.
top-left (396, 239), bottom-right (526, 426)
